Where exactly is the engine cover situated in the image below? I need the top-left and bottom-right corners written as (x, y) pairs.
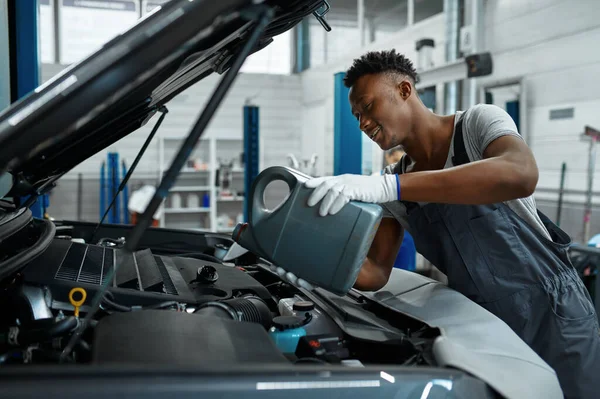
top-left (21, 239), bottom-right (272, 309)
top-left (92, 309), bottom-right (289, 366)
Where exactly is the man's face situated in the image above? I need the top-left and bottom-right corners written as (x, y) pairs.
top-left (348, 73), bottom-right (412, 150)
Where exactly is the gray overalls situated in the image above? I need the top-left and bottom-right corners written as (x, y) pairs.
top-left (401, 116), bottom-right (600, 399)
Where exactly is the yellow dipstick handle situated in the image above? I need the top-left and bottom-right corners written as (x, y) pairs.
top-left (69, 287), bottom-right (87, 317)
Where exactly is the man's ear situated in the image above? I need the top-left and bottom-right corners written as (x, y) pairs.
top-left (398, 80), bottom-right (412, 100)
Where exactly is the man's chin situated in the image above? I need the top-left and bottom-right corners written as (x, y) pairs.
top-left (379, 142), bottom-right (393, 151)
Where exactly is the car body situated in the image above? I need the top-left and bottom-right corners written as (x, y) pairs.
top-left (0, 1), bottom-right (562, 398)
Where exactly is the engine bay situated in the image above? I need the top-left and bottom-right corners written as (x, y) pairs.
top-left (0, 210), bottom-right (439, 368)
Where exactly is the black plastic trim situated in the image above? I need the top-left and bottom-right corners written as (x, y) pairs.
top-left (0, 217), bottom-right (56, 280)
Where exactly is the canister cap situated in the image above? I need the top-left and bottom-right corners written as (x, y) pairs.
top-left (293, 301), bottom-right (315, 312)
top-left (272, 316), bottom-right (306, 331)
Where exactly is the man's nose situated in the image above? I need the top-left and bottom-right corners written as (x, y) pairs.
top-left (359, 115), bottom-right (373, 132)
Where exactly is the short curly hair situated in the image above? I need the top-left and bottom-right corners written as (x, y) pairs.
top-left (343, 50), bottom-right (418, 88)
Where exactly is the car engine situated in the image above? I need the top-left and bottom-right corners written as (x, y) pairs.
top-left (0, 209), bottom-right (437, 368)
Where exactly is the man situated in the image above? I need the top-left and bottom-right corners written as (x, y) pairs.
top-left (305, 50), bottom-right (600, 399)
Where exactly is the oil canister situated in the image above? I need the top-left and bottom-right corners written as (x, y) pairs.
top-left (232, 166), bottom-right (382, 296)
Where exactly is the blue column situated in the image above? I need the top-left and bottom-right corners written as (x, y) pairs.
top-left (12, 0), bottom-right (39, 100)
top-left (107, 152), bottom-right (120, 224)
top-left (243, 105), bottom-right (260, 222)
top-left (333, 72), bottom-right (362, 175)
top-left (294, 19), bottom-right (310, 73)
top-left (506, 100), bottom-right (520, 131)
top-left (12, 0), bottom-right (46, 218)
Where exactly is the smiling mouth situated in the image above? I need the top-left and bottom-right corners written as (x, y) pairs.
top-left (370, 126), bottom-right (381, 140)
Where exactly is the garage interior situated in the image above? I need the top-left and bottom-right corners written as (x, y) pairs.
top-left (0, 1), bottom-right (599, 398)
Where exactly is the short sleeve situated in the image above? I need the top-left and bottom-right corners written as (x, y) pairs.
top-left (465, 104), bottom-right (523, 158)
top-left (380, 159), bottom-right (403, 218)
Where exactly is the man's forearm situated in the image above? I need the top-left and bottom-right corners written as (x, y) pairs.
top-left (399, 155), bottom-right (537, 205)
top-left (354, 258), bottom-right (390, 291)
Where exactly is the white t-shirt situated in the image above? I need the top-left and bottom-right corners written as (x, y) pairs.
top-left (380, 103), bottom-right (551, 240)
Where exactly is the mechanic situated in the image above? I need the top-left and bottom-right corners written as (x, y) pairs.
top-left (305, 49), bottom-right (600, 399)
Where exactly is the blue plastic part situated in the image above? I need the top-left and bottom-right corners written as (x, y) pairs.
top-left (269, 327), bottom-right (306, 354)
top-left (393, 231), bottom-right (416, 271)
top-left (333, 72), bottom-right (361, 175)
top-left (243, 105), bottom-right (260, 222)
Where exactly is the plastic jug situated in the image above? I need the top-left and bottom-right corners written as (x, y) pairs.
top-left (232, 166), bottom-right (382, 296)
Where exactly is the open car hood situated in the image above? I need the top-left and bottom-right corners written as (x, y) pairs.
top-left (0, 0), bottom-right (330, 199)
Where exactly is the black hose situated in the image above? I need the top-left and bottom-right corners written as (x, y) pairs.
top-left (17, 317), bottom-right (78, 345)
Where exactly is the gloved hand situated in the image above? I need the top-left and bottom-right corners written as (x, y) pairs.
top-left (269, 265), bottom-right (315, 291)
top-left (305, 174), bottom-right (400, 216)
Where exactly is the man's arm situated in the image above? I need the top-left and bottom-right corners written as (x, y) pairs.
top-left (354, 217), bottom-right (403, 291)
top-left (399, 135), bottom-right (539, 204)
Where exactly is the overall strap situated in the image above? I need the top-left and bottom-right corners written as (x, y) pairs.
top-left (451, 115), bottom-right (470, 166)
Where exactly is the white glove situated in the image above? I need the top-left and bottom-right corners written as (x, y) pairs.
top-left (305, 174), bottom-right (400, 216)
top-left (269, 265), bottom-right (314, 291)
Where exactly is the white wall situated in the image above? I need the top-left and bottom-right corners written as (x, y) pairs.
top-left (300, 14), bottom-right (446, 176)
